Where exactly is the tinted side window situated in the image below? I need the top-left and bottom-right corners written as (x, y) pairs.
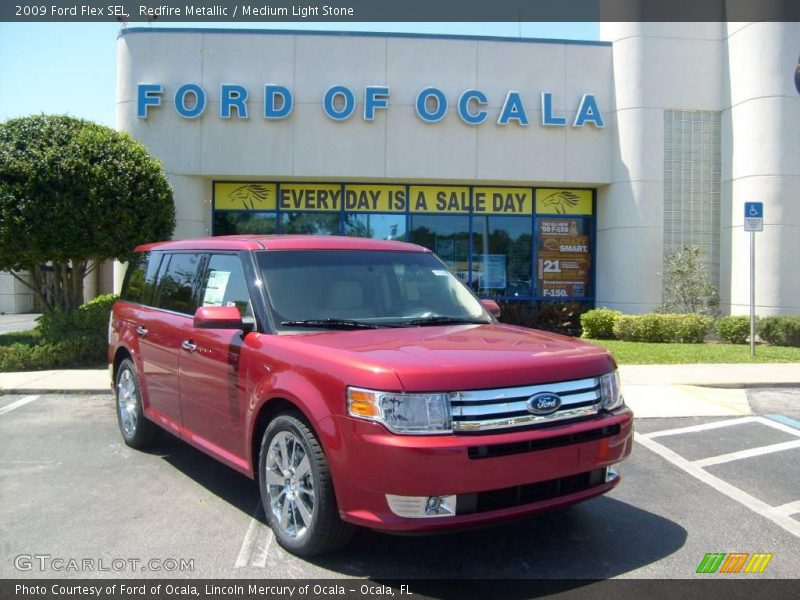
top-left (198, 254), bottom-right (252, 317)
top-left (121, 251), bottom-right (163, 305)
top-left (156, 253), bottom-right (202, 314)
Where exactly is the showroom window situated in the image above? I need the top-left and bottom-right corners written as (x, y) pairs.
top-left (211, 182), bottom-right (595, 303)
top-left (472, 216), bottom-right (533, 298)
top-left (344, 213), bottom-right (406, 241)
top-left (280, 213), bottom-right (341, 235)
top-left (409, 214), bottom-right (470, 282)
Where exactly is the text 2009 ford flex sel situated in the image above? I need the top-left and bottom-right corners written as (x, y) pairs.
top-left (109, 235), bottom-right (633, 556)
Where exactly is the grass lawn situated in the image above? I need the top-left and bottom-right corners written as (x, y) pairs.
top-left (587, 339), bottom-right (800, 364)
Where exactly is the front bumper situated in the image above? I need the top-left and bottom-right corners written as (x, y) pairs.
top-left (327, 408), bottom-right (633, 532)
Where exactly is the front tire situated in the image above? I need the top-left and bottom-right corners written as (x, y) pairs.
top-left (115, 358), bottom-right (159, 449)
top-left (258, 413), bottom-right (353, 556)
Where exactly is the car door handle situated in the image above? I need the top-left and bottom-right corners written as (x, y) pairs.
top-left (181, 340), bottom-right (197, 352)
top-left (136, 326), bottom-right (148, 337)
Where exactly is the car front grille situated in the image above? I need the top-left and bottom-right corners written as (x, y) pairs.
top-left (455, 468), bottom-right (607, 514)
top-left (467, 423), bottom-right (621, 459)
top-left (450, 377), bottom-right (602, 433)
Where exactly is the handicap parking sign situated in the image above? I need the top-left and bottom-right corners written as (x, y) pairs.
top-left (744, 202), bottom-right (763, 232)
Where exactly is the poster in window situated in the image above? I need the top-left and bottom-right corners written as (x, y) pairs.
top-left (202, 271), bottom-right (231, 306)
top-left (536, 218), bottom-right (591, 299)
top-left (471, 254), bottom-right (507, 289)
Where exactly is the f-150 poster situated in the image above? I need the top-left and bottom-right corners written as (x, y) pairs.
top-left (536, 218), bottom-right (591, 299)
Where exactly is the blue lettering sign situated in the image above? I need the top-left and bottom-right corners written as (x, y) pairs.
top-left (220, 84), bottom-right (249, 119)
top-left (541, 92), bottom-right (566, 126)
top-left (175, 83), bottom-right (206, 119)
top-left (137, 84), bottom-right (162, 119)
top-left (364, 86), bottom-right (390, 120)
top-left (264, 84), bottom-right (293, 119)
top-left (458, 89), bottom-right (488, 125)
top-left (497, 91), bottom-right (528, 126)
top-left (416, 87), bottom-right (447, 123)
top-left (323, 85), bottom-right (356, 121)
top-left (574, 94), bottom-right (604, 128)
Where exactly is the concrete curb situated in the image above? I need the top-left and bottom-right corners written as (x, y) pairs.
top-left (696, 382), bottom-right (800, 390)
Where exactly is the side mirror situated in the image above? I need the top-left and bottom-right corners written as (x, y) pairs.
top-left (480, 299), bottom-right (501, 318)
top-left (194, 306), bottom-right (254, 332)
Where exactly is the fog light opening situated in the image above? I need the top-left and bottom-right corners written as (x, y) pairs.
top-left (386, 494), bottom-right (457, 518)
top-left (606, 463), bottom-right (620, 482)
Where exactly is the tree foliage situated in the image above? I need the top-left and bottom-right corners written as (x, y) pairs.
top-left (661, 245), bottom-right (720, 316)
top-left (0, 115), bottom-right (175, 312)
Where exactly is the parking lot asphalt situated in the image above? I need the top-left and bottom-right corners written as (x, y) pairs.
top-left (1, 391), bottom-right (799, 580)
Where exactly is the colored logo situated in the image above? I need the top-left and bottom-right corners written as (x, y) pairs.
top-left (541, 190), bottom-right (582, 214)
top-left (226, 184), bottom-right (273, 210)
top-left (696, 552), bottom-right (773, 574)
top-left (527, 393), bottom-right (562, 415)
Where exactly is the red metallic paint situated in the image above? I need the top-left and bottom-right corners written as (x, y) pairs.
top-left (109, 235), bottom-right (633, 532)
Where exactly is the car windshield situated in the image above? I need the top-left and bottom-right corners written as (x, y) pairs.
top-left (256, 250), bottom-right (491, 331)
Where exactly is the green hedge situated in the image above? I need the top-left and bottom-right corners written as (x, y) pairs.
top-left (0, 294), bottom-right (118, 372)
top-left (613, 313), bottom-right (713, 343)
top-left (716, 315), bottom-right (752, 345)
top-left (0, 337), bottom-right (107, 371)
top-left (758, 315), bottom-right (800, 347)
top-left (580, 308), bottom-right (621, 339)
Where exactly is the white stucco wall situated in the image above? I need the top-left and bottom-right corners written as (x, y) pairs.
top-left (598, 23), bottom-right (724, 313)
top-left (108, 26), bottom-right (800, 317)
top-left (116, 30), bottom-right (614, 190)
top-left (724, 22), bottom-right (800, 316)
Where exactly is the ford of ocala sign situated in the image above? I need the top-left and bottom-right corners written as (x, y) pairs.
top-left (136, 83), bottom-right (605, 128)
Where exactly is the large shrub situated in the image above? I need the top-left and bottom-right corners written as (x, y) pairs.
top-left (37, 293), bottom-right (118, 342)
top-left (0, 115), bottom-right (174, 313)
top-left (716, 315), bottom-right (752, 345)
top-left (613, 313), bottom-right (712, 343)
top-left (580, 308), bottom-right (621, 339)
top-left (758, 316), bottom-right (800, 347)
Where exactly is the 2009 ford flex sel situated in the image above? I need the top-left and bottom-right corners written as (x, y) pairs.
top-left (109, 235), bottom-right (633, 556)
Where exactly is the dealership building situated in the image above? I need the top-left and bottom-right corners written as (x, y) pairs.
top-left (3, 22), bottom-right (798, 315)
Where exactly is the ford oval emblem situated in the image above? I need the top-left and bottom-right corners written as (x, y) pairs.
top-left (527, 392), bottom-right (562, 415)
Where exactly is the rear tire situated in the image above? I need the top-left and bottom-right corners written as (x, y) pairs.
top-left (258, 413), bottom-right (353, 556)
top-left (115, 358), bottom-right (160, 449)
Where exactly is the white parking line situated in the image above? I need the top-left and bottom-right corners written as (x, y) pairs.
top-left (774, 500), bottom-right (800, 517)
top-left (234, 502), bottom-right (274, 569)
top-left (643, 416), bottom-right (762, 439)
top-left (635, 433), bottom-right (800, 539)
top-left (693, 439), bottom-right (800, 468)
top-left (0, 395), bottom-right (40, 416)
top-left (754, 415), bottom-right (800, 438)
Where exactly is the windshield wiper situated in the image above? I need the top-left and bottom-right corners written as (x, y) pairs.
top-left (402, 316), bottom-right (489, 327)
top-left (280, 319), bottom-right (380, 330)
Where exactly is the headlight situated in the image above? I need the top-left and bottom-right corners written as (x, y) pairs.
top-left (347, 387), bottom-right (451, 434)
top-left (599, 370), bottom-right (624, 411)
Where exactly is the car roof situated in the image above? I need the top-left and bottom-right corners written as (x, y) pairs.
top-left (134, 235), bottom-right (431, 253)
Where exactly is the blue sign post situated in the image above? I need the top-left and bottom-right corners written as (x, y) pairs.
top-left (744, 202), bottom-right (764, 356)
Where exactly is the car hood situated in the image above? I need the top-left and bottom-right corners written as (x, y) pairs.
top-left (281, 323), bottom-right (616, 391)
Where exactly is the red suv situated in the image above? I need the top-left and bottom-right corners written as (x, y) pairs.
top-left (109, 235), bottom-right (633, 556)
